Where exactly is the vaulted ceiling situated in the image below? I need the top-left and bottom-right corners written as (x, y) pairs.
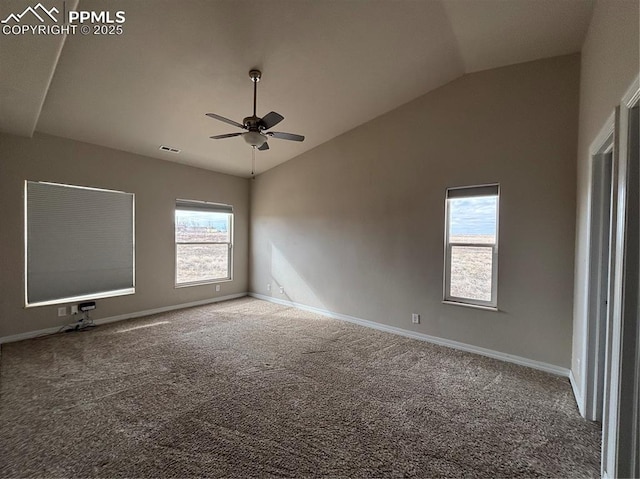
top-left (1, 0), bottom-right (594, 177)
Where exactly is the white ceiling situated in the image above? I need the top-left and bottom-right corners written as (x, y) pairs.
top-left (1, 0), bottom-right (594, 177)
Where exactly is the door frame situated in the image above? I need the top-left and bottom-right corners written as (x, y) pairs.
top-left (600, 75), bottom-right (639, 479)
top-left (583, 128), bottom-right (615, 422)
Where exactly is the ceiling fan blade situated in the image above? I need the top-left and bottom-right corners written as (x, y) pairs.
top-left (205, 113), bottom-right (245, 129)
top-left (267, 131), bottom-right (305, 142)
top-left (210, 132), bottom-right (243, 139)
top-left (257, 142), bottom-right (270, 151)
top-left (260, 111), bottom-right (284, 130)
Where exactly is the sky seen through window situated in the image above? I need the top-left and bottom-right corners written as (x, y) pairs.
top-left (448, 196), bottom-right (497, 237)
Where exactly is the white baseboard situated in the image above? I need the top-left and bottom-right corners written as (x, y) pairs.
top-left (4, 291), bottom-right (571, 379)
top-left (0, 293), bottom-right (248, 345)
top-left (569, 369), bottom-right (585, 416)
top-left (250, 293), bottom-right (570, 378)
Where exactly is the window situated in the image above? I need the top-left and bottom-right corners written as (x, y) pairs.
top-left (175, 199), bottom-right (233, 286)
top-left (25, 181), bottom-right (135, 306)
top-left (444, 184), bottom-right (499, 308)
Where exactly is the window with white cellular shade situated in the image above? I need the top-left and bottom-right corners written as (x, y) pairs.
top-left (26, 181), bottom-right (135, 306)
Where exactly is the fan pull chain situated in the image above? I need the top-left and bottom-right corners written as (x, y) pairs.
top-left (251, 146), bottom-right (256, 179)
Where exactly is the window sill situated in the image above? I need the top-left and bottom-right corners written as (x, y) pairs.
top-left (175, 278), bottom-right (232, 288)
top-left (442, 300), bottom-right (498, 312)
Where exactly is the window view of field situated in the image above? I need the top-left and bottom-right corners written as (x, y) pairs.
top-left (448, 195), bottom-right (498, 302)
top-left (175, 210), bottom-right (231, 284)
top-left (449, 235), bottom-right (494, 301)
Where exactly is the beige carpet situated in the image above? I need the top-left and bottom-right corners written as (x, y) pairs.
top-left (0, 297), bottom-right (600, 478)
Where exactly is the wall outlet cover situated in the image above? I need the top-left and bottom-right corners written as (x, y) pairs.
top-left (412, 313), bottom-right (420, 324)
top-left (57, 307), bottom-right (66, 317)
top-left (215, 285), bottom-right (221, 292)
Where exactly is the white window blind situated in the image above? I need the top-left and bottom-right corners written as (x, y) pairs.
top-left (25, 181), bottom-right (135, 306)
top-left (447, 184), bottom-right (499, 199)
top-left (175, 199), bottom-right (233, 214)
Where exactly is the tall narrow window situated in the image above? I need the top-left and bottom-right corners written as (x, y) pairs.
top-left (175, 199), bottom-right (233, 286)
top-left (444, 184), bottom-right (499, 308)
top-left (25, 181), bottom-right (135, 306)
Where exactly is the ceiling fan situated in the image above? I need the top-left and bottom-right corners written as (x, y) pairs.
top-left (206, 69), bottom-right (305, 151)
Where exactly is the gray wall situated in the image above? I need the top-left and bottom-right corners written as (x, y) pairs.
top-left (251, 54), bottom-right (580, 368)
top-left (0, 132), bottom-right (249, 338)
top-left (571, 0), bottom-right (640, 387)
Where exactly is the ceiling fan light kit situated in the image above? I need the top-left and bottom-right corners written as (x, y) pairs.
top-left (243, 130), bottom-right (267, 148)
top-left (206, 69), bottom-right (305, 153)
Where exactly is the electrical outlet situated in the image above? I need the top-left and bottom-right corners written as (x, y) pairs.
top-left (215, 284), bottom-right (221, 292)
top-left (57, 307), bottom-right (66, 317)
top-left (70, 305), bottom-right (78, 315)
top-left (267, 283), bottom-right (271, 291)
top-left (411, 313), bottom-right (420, 324)
top-left (280, 286), bottom-right (284, 294)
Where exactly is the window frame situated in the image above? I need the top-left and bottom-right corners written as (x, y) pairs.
top-left (443, 184), bottom-right (500, 310)
top-left (174, 199), bottom-right (233, 287)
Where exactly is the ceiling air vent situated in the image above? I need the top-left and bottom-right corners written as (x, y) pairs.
top-left (159, 145), bottom-right (181, 153)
